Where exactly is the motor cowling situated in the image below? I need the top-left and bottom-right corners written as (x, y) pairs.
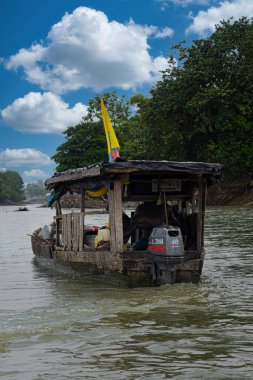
top-left (148, 226), bottom-right (184, 285)
top-left (148, 226), bottom-right (184, 259)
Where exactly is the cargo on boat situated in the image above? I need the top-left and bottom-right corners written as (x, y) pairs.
top-left (31, 159), bottom-right (223, 287)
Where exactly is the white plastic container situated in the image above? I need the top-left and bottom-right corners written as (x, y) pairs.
top-left (39, 225), bottom-right (52, 240)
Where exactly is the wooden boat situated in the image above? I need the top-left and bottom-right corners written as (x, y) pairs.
top-left (31, 160), bottom-right (223, 287)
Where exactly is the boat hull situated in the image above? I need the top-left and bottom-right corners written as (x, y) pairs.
top-left (31, 236), bottom-right (204, 287)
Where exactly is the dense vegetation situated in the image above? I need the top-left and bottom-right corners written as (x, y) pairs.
top-left (53, 18), bottom-right (253, 182)
top-left (141, 17), bottom-right (253, 180)
top-left (0, 170), bottom-right (25, 203)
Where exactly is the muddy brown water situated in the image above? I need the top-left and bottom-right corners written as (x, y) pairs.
top-left (0, 205), bottom-right (252, 379)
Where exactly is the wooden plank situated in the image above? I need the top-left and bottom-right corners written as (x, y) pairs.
top-left (64, 214), bottom-right (68, 248)
top-left (72, 213), bottom-right (77, 251)
top-left (54, 215), bottom-right (64, 220)
top-left (75, 213), bottom-right (79, 251)
top-left (61, 214), bottom-right (66, 246)
top-left (63, 214), bottom-right (66, 247)
top-left (70, 212), bottom-right (73, 250)
top-left (74, 212), bottom-right (80, 251)
top-left (109, 179), bottom-right (123, 253)
top-left (67, 213), bottom-right (72, 250)
top-left (79, 212), bottom-right (84, 251)
top-left (66, 213), bottom-right (70, 249)
top-left (55, 210), bottom-right (59, 246)
top-left (75, 212), bottom-right (80, 251)
top-left (76, 213), bottom-right (79, 251)
top-left (65, 214), bottom-right (68, 247)
top-left (72, 213), bottom-right (75, 251)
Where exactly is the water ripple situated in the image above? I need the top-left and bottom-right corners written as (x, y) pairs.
top-left (0, 205), bottom-right (253, 379)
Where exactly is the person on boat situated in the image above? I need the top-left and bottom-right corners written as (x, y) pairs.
top-left (123, 201), bottom-right (178, 250)
top-left (95, 222), bottom-right (110, 249)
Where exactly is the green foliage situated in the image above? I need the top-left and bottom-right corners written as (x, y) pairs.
top-left (0, 170), bottom-right (25, 203)
top-left (53, 92), bottom-right (132, 171)
top-left (25, 182), bottom-right (47, 198)
top-left (85, 91), bottom-right (131, 126)
top-left (142, 17), bottom-right (253, 180)
top-left (52, 121), bottom-right (108, 171)
top-left (118, 114), bottom-right (147, 159)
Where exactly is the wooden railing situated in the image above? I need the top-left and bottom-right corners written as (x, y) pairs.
top-left (56, 212), bottom-right (84, 251)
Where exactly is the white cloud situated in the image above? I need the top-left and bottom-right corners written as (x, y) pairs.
top-left (4, 6), bottom-right (170, 93)
top-left (0, 148), bottom-right (53, 167)
top-left (22, 169), bottom-right (48, 181)
top-left (23, 169), bottom-right (48, 178)
top-left (1, 92), bottom-right (87, 134)
top-left (154, 27), bottom-right (174, 38)
top-left (157, 0), bottom-right (211, 9)
top-left (187, 0), bottom-right (253, 35)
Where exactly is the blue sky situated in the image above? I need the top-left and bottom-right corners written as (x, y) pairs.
top-left (0, 0), bottom-right (252, 183)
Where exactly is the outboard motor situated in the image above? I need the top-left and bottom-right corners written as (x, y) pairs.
top-left (148, 226), bottom-right (184, 285)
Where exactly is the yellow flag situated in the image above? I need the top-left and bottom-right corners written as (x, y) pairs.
top-left (100, 99), bottom-right (120, 161)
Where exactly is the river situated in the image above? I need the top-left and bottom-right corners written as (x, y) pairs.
top-left (0, 205), bottom-right (252, 379)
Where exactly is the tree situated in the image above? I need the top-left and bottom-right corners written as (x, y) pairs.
top-left (142, 17), bottom-right (253, 180)
top-left (25, 182), bottom-right (47, 198)
top-left (85, 91), bottom-right (131, 127)
top-left (53, 92), bottom-right (132, 171)
top-left (0, 170), bottom-right (25, 203)
top-left (118, 94), bottom-right (150, 159)
top-left (52, 121), bottom-right (108, 171)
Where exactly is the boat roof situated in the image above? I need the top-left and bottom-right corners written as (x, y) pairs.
top-left (45, 159), bottom-right (223, 188)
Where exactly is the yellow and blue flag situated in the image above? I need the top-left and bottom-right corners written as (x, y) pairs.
top-left (100, 99), bottom-right (120, 161)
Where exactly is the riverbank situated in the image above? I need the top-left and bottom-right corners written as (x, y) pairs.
top-left (1, 182), bottom-right (253, 207)
top-left (207, 183), bottom-right (253, 206)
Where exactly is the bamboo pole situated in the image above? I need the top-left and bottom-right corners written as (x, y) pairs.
top-left (27, 233), bottom-right (49, 244)
top-left (108, 178), bottom-right (123, 253)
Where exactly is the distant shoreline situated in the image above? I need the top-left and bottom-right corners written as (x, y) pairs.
top-left (1, 184), bottom-right (253, 207)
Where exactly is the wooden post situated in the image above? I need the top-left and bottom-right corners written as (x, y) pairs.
top-left (56, 199), bottom-right (62, 215)
top-left (72, 213), bottom-right (78, 251)
top-left (67, 213), bottom-right (72, 250)
top-left (55, 199), bottom-right (62, 246)
top-left (80, 189), bottom-right (85, 252)
top-left (109, 178), bottom-right (123, 253)
top-left (61, 214), bottom-right (66, 247)
top-left (197, 178), bottom-right (203, 257)
top-left (191, 189), bottom-right (197, 214)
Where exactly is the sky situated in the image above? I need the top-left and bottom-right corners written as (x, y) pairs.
top-left (0, 0), bottom-right (252, 184)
